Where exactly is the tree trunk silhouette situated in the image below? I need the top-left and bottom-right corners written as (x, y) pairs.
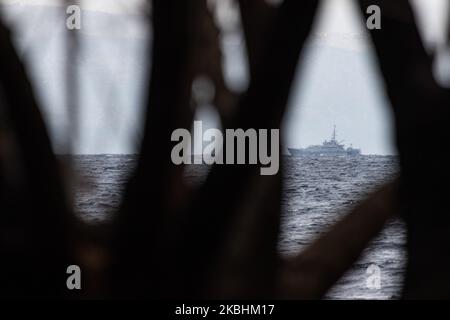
top-left (358, 0), bottom-right (450, 299)
top-left (0, 21), bottom-right (72, 298)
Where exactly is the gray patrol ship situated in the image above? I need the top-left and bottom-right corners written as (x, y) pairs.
top-left (288, 126), bottom-right (361, 157)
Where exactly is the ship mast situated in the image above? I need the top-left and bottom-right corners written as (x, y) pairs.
top-left (332, 125), bottom-right (336, 141)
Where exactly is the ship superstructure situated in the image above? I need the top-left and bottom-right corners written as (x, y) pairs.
top-left (288, 126), bottom-right (361, 156)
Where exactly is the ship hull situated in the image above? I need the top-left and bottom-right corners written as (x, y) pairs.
top-left (289, 126), bottom-right (361, 157)
top-left (288, 148), bottom-right (361, 157)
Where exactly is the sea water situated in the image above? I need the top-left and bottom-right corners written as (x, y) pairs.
top-left (73, 154), bottom-right (405, 299)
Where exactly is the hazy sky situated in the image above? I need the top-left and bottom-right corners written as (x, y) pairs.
top-left (0, 0), bottom-right (448, 154)
top-left (283, 0), bottom-right (448, 155)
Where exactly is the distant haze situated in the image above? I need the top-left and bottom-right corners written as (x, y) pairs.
top-left (1, 0), bottom-right (448, 155)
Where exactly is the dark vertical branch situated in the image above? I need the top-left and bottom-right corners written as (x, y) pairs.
top-left (110, 0), bottom-right (195, 298)
top-left (238, 0), bottom-right (277, 78)
top-left (169, 0), bottom-right (319, 298)
top-left (358, 0), bottom-right (450, 298)
top-left (0, 20), bottom-right (71, 298)
top-left (209, 172), bottom-right (283, 298)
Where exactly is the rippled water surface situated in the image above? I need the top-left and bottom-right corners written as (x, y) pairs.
top-left (73, 154), bottom-right (405, 299)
